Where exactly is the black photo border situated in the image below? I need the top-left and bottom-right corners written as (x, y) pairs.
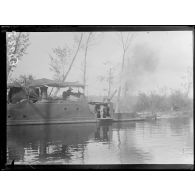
top-left (0, 25), bottom-right (194, 171)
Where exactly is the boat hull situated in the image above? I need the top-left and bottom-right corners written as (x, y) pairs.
top-left (7, 100), bottom-right (96, 126)
top-left (7, 119), bottom-right (97, 126)
top-left (7, 102), bottom-right (154, 126)
top-left (7, 117), bottom-right (148, 126)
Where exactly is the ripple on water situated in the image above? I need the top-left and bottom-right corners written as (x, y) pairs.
top-left (7, 117), bottom-right (193, 164)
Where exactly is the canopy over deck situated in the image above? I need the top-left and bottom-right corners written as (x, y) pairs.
top-left (7, 78), bottom-right (85, 88)
top-left (7, 83), bottom-right (23, 88)
top-left (88, 101), bottom-right (109, 106)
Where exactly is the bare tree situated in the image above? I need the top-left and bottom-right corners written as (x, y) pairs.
top-left (181, 66), bottom-right (192, 97)
top-left (49, 46), bottom-right (72, 82)
top-left (7, 32), bottom-right (30, 79)
top-left (49, 32), bottom-right (84, 83)
top-left (97, 68), bottom-right (114, 98)
top-left (96, 61), bottom-right (116, 101)
top-left (103, 61), bottom-right (114, 98)
top-left (82, 32), bottom-right (102, 94)
top-left (83, 32), bottom-right (92, 94)
top-left (115, 32), bottom-right (134, 113)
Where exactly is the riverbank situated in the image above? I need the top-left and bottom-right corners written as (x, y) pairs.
top-left (155, 110), bottom-right (193, 119)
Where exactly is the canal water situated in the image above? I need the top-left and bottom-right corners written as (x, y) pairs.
top-left (7, 117), bottom-right (193, 164)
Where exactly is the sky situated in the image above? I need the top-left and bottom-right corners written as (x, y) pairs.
top-left (10, 31), bottom-right (193, 97)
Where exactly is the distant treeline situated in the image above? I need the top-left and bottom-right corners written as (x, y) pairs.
top-left (89, 90), bottom-right (193, 113)
top-left (114, 90), bottom-right (193, 113)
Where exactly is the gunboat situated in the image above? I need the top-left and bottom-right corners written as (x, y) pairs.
top-left (7, 78), bottom-right (155, 126)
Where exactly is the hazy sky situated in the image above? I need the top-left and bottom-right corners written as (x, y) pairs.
top-left (10, 31), bottom-right (193, 96)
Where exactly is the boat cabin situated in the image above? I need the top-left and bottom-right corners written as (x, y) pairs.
top-left (7, 78), bottom-right (85, 104)
top-left (89, 101), bottom-right (114, 119)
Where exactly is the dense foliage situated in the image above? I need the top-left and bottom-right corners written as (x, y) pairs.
top-left (117, 90), bottom-right (193, 113)
top-left (7, 32), bottom-right (30, 79)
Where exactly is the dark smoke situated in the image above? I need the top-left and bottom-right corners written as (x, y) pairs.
top-left (122, 43), bottom-right (159, 95)
top-left (131, 43), bottom-right (158, 72)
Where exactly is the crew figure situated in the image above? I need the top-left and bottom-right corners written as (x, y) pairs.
top-left (106, 105), bottom-right (110, 117)
top-left (100, 105), bottom-right (104, 118)
top-left (63, 87), bottom-right (73, 100)
top-left (103, 106), bottom-right (107, 118)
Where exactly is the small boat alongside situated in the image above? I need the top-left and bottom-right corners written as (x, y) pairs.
top-left (89, 101), bottom-right (156, 123)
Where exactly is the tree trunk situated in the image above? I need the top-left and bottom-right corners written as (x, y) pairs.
top-left (83, 32), bottom-right (92, 94)
top-left (116, 50), bottom-right (126, 113)
top-left (108, 68), bottom-right (112, 97)
top-left (62, 32), bottom-right (83, 82)
top-left (54, 33), bottom-right (83, 96)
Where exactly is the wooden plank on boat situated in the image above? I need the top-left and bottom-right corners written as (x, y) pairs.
top-left (7, 119), bottom-right (97, 126)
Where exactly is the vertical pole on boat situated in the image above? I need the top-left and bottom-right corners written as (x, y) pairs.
top-left (108, 68), bottom-right (112, 98)
top-left (116, 51), bottom-right (125, 113)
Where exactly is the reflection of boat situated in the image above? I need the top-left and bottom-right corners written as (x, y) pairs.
top-left (7, 123), bottom-right (98, 164)
top-left (7, 78), bottom-right (156, 126)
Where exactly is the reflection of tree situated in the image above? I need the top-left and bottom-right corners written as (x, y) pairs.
top-left (95, 126), bottom-right (101, 140)
top-left (113, 122), bottom-right (151, 164)
top-left (168, 117), bottom-right (191, 135)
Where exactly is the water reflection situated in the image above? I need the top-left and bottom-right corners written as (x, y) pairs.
top-left (7, 117), bottom-right (193, 164)
top-left (94, 124), bottom-right (110, 142)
